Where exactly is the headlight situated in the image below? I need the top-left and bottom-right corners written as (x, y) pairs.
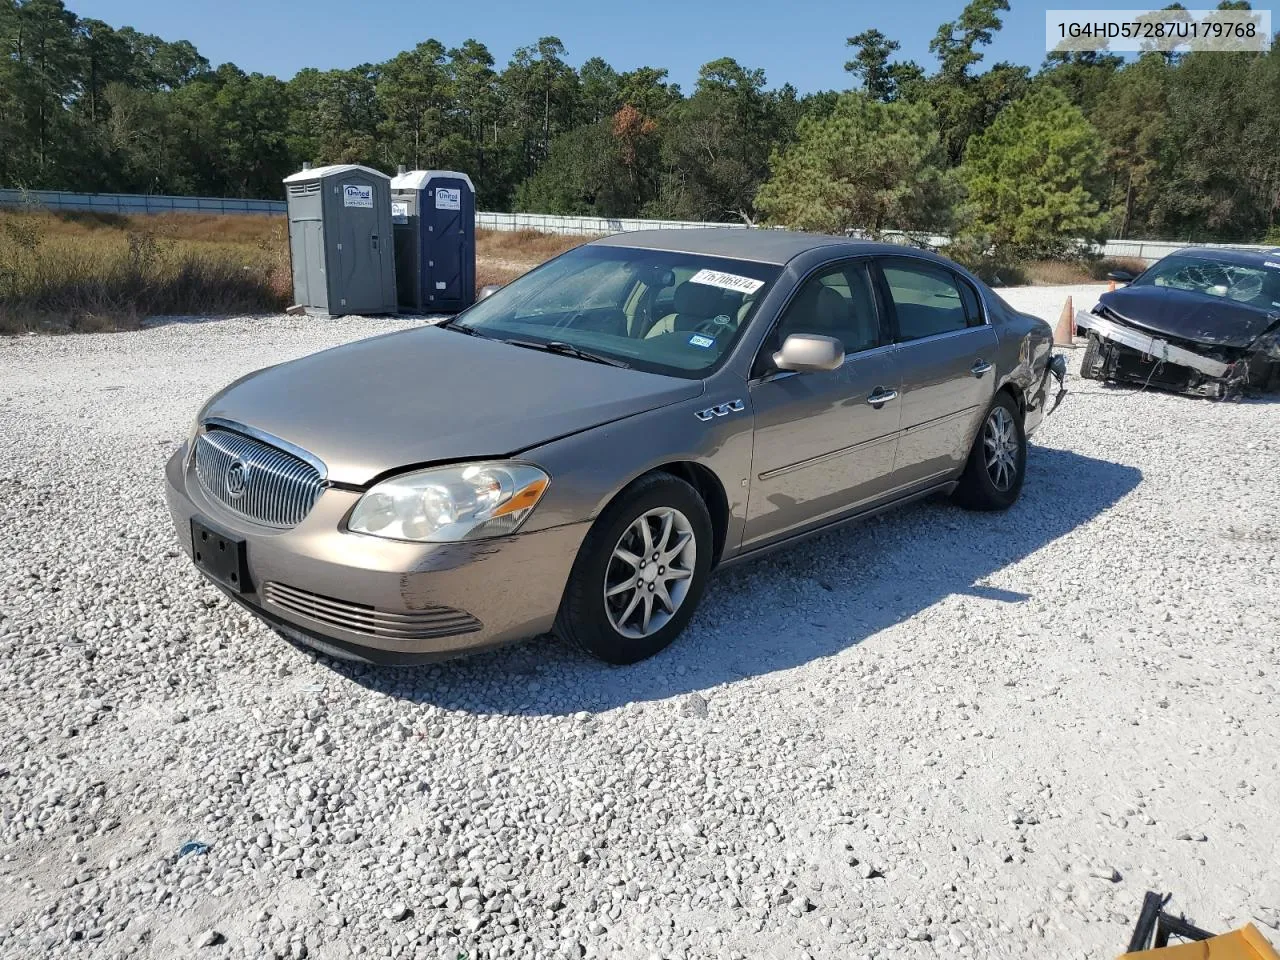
top-left (185, 415), bottom-right (202, 461)
top-left (347, 462), bottom-right (549, 543)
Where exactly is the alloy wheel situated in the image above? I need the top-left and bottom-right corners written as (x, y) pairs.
top-left (603, 507), bottom-right (697, 639)
top-left (983, 406), bottom-right (1019, 491)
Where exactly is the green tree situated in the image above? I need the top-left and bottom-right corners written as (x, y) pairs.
top-left (755, 93), bottom-right (955, 236)
top-left (1150, 46), bottom-right (1280, 239)
top-left (377, 40), bottom-right (451, 170)
top-left (652, 57), bottom-right (772, 221)
top-left (844, 29), bottom-right (901, 100)
top-left (578, 56), bottom-right (620, 124)
top-left (170, 65), bottom-right (293, 197)
top-left (617, 66), bottom-right (682, 117)
top-left (1090, 54), bottom-right (1169, 238)
top-left (1037, 50), bottom-right (1125, 115)
top-left (959, 85), bottom-right (1108, 258)
top-left (287, 66), bottom-right (380, 167)
top-left (915, 0), bottom-right (1029, 164)
top-left (1, 0), bottom-right (84, 186)
top-left (930, 0), bottom-right (1009, 81)
top-left (500, 37), bottom-right (580, 177)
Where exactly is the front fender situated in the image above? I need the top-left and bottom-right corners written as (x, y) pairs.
top-left (517, 392), bottom-right (754, 552)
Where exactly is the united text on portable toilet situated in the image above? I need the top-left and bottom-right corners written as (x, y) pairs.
top-left (389, 169), bottom-right (476, 313)
top-left (283, 163), bottom-right (398, 317)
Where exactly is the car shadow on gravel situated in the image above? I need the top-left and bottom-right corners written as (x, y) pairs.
top-left (318, 447), bottom-right (1141, 716)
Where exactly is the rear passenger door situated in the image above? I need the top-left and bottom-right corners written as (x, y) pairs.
top-left (874, 257), bottom-right (998, 487)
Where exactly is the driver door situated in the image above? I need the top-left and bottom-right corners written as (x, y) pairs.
top-left (743, 260), bottom-right (903, 548)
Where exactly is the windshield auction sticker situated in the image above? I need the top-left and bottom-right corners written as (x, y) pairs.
top-left (689, 269), bottom-right (764, 295)
top-left (1047, 9), bottom-right (1271, 53)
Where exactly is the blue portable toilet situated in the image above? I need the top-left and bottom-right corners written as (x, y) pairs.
top-left (390, 169), bottom-right (476, 314)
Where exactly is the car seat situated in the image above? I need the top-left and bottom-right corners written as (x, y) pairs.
top-left (644, 282), bottom-right (731, 339)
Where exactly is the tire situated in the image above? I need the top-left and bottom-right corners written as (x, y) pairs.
top-left (952, 392), bottom-right (1027, 511)
top-left (1080, 333), bottom-right (1104, 381)
top-left (555, 472), bottom-right (714, 664)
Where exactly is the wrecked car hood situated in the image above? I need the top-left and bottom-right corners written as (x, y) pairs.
top-left (1098, 286), bottom-right (1280, 348)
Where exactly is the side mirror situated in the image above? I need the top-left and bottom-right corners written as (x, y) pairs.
top-left (772, 333), bottom-right (844, 373)
top-left (478, 283), bottom-right (503, 300)
top-left (1106, 270), bottom-right (1135, 283)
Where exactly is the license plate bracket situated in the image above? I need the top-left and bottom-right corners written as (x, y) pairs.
top-left (190, 518), bottom-right (250, 593)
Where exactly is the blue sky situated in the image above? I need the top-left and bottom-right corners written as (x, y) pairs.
top-left (69, 0), bottom-right (1099, 93)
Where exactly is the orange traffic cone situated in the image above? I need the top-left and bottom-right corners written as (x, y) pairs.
top-left (1054, 296), bottom-right (1076, 347)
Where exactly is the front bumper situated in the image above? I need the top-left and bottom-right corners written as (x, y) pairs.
top-left (1073, 309), bottom-right (1266, 398)
top-left (165, 445), bottom-right (588, 663)
top-left (1075, 310), bottom-right (1231, 379)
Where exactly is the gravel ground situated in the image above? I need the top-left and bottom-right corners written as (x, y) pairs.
top-left (2, 284), bottom-right (1279, 960)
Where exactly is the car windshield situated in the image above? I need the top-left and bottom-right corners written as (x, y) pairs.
top-left (449, 245), bottom-right (781, 378)
top-left (1134, 255), bottom-right (1280, 311)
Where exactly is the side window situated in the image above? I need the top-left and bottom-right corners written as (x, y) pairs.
top-left (882, 261), bottom-right (981, 341)
top-left (760, 261), bottom-right (881, 371)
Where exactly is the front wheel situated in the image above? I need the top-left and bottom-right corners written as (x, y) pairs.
top-left (1080, 333), bottom-right (1105, 381)
top-left (952, 393), bottom-right (1027, 511)
top-left (555, 473), bottom-right (714, 664)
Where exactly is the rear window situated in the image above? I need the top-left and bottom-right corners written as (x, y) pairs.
top-left (882, 261), bottom-right (982, 341)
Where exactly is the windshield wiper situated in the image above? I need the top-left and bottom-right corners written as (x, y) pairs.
top-left (501, 338), bottom-right (630, 368)
top-left (436, 320), bottom-right (489, 338)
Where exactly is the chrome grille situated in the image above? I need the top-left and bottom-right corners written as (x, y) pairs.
top-left (263, 582), bottom-right (482, 640)
top-left (194, 428), bottom-right (323, 528)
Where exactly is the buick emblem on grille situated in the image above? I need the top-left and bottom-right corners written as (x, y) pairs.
top-left (225, 459), bottom-right (250, 499)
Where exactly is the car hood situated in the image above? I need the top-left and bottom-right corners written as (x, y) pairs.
top-left (1099, 286), bottom-right (1280, 348)
top-left (202, 326), bottom-right (703, 486)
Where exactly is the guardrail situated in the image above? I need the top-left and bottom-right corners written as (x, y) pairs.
top-left (3, 188), bottom-right (1274, 262)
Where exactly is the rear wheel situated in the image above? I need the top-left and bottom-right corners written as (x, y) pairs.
top-left (555, 473), bottom-right (713, 664)
top-left (952, 392), bottom-right (1027, 511)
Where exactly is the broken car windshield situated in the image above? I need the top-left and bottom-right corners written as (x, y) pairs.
top-left (1136, 256), bottom-right (1280, 310)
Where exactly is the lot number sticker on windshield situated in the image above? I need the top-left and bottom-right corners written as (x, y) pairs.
top-left (688, 334), bottom-right (715, 348)
top-left (689, 269), bottom-right (764, 295)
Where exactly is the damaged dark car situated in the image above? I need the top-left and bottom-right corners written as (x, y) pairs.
top-left (1076, 247), bottom-right (1280, 398)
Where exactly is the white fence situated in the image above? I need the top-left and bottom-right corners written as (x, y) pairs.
top-left (476, 211), bottom-right (749, 235)
top-left (0, 188), bottom-right (286, 216)
top-left (2, 187), bottom-right (1273, 263)
top-left (1098, 238), bottom-right (1273, 263)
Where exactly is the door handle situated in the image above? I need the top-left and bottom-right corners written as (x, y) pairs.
top-left (971, 359), bottom-right (993, 376)
top-left (866, 388), bottom-right (898, 406)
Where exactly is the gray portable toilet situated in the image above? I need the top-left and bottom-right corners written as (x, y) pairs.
top-left (389, 169), bottom-right (476, 313)
top-left (283, 163), bottom-right (398, 317)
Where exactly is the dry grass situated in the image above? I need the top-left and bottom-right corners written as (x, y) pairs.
top-left (475, 261), bottom-right (530, 291)
top-left (1019, 256), bottom-right (1149, 286)
top-left (475, 229), bottom-right (594, 265)
top-left (0, 209), bottom-right (291, 334)
top-left (0, 211), bottom-right (599, 334)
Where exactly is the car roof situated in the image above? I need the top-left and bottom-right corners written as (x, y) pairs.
top-left (1173, 246), bottom-right (1280, 268)
top-left (589, 228), bottom-right (938, 267)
